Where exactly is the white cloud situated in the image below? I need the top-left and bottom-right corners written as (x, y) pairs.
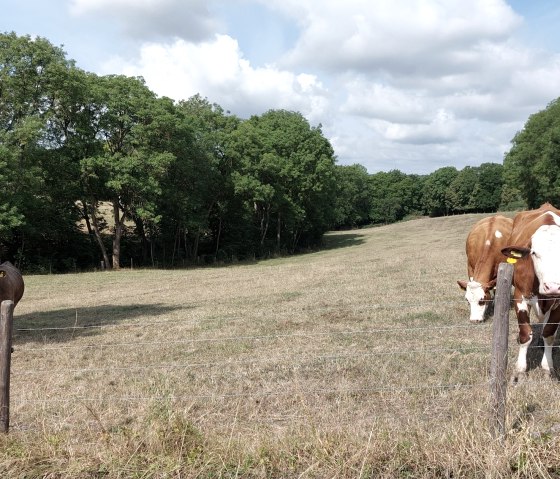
top-left (104, 34), bottom-right (330, 122)
top-left (272, 0), bottom-right (522, 74)
top-left (342, 81), bottom-right (432, 124)
top-left (57, 0), bottom-right (560, 173)
top-left (371, 109), bottom-right (458, 145)
top-left (69, 0), bottom-right (219, 41)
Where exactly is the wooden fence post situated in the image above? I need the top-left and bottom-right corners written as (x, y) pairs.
top-left (489, 262), bottom-right (513, 439)
top-left (0, 300), bottom-right (14, 433)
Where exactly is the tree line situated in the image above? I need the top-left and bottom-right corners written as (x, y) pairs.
top-left (1, 32), bottom-right (552, 273)
top-left (332, 162), bottom-right (508, 229)
top-left (1, 33), bottom-right (338, 272)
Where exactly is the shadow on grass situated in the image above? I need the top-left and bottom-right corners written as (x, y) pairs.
top-left (321, 232), bottom-right (367, 251)
top-left (12, 303), bottom-right (186, 345)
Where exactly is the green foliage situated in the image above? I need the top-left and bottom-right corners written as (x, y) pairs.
top-left (0, 31), bottom-right (512, 271)
top-left (369, 170), bottom-right (424, 224)
top-left (332, 164), bottom-right (371, 228)
top-left (472, 163), bottom-right (504, 211)
top-left (446, 163), bottom-right (504, 213)
top-left (503, 97), bottom-right (560, 208)
top-left (227, 110), bottom-right (337, 253)
top-left (422, 167), bottom-right (459, 217)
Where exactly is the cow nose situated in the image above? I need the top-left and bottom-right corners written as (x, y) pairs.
top-left (542, 282), bottom-right (560, 295)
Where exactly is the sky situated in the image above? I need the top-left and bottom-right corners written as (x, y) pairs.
top-left (3, 0), bottom-right (560, 175)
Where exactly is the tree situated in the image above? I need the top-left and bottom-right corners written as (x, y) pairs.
top-left (333, 164), bottom-right (372, 228)
top-left (41, 65), bottom-right (111, 268)
top-left (369, 170), bottom-right (423, 224)
top-left (421, 167), bottom-right (459, 216)
top-left (228, 110), bottom-right (337, 253)
top-left (447, 166), bottom-right (479, 213)
top-left (81, 75), bottom-right (174, 269)
top-left (503, 98), bottom-right (560, 208)
top-left (0, 32), bottom-right (86, 268)
top-left (470, 163), bottom-right (503, 212)
top-left (154, 95), bottom-right (243, 265)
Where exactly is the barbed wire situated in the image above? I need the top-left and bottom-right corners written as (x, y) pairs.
top-left (14, 322), bottom-right (497, 353)
top-left (13, 345), bottom-right (491, 376)
top-left (12, 298), bottom-right (504, 333)
top-left (5, 296), bottom-right (554, 432)
top-left (5, 405), bottom-right (490, 435)
top-left (12, 381), bottom-right (489, 405)
top-left (16, 375), bottom-right (559, 407)
top-left (10, 378), bottom-right (560, 434)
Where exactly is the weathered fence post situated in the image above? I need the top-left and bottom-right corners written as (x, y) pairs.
top-left (489, 262), bottom-right (514, 439)
top-left (0, 300), bottom-right (14, 433)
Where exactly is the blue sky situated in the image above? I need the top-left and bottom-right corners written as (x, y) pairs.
top-left (3, 0), bottom-right (560, 175)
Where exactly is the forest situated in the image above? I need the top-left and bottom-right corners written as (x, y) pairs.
top-left (0, 32), bottom-right (553, 272)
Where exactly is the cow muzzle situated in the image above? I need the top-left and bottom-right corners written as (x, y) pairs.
top-left (470, 317), bottom-right (484, 324)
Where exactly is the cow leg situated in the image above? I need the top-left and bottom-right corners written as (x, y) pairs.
top-left (512, 299), bottom-right (532, 384)
top-left (542, 335), bottom-right (555, 372)
top-left (541, 308), bottom-right (560, 374)
top-left (484, 289), bottom-right (495, 320)
top-left (515, 335), bottom-right (532, 383)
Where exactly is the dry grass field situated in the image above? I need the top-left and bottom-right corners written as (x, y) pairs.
top-left (3, 213), bottom-right (560, 478)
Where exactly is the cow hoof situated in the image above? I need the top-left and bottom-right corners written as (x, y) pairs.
top-left (470, 319), bottom-right (484, 324)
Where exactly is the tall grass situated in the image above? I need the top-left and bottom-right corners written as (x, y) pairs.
top-left (2, 213), bottom-right (560, 477)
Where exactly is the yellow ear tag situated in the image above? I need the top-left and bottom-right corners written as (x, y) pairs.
top-left (506, 258), bottom-right (517, 264)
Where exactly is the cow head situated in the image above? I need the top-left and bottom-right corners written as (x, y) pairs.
top-left (457, 278), bottom-right (495, 322)
top-left (502, 224), bottom-right (560, 297)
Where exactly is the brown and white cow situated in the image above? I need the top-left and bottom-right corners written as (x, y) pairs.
top-left (501, 203), bottom-right (560, 381)
top-left (457, 215), bottom-right (513, 322)
top-left (0, 261), bottom-right (24, 308)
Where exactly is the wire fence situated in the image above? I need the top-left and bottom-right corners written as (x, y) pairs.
top-left (6, 294), bottom-right (559, 433)
top-left (12, 298), bottom-right (488, 333)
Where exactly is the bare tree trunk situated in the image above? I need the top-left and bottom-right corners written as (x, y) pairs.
top-left (277, 212), bottom-right (281, 251)
top-left (260, 205), bottom-right (270, 246)
top-left (183, 229), bottom-right (190, 262)
top-left (292, 228), bottom-right (301, 253)
top-left (89, 200), bottom-right (111, 269)
top-left (132, 215), bottom-right (149, 265)
top-left (78, 200), bottom-right (94, 236)
top-left (215, 216), bottom-right (222, 257)
top-left (192, 229), bottom-right (200, 262)
top-left (112, 199), bottom-right (124, 270)
top-left (171, 224), bottom-right (180, 267)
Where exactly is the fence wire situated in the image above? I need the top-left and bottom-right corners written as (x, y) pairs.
top-left (7, 294), bottom-right (555, 433)
top-left (14, 345), bottom-right (490, 376)
top-left (12, 381), bottom-right (489, 405)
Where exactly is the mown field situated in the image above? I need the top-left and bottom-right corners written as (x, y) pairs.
top-left (2, 213), bottom-right (560, 478)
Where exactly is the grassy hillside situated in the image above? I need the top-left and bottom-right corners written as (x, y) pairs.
top-left (2, 213), bottom-right (560, 478)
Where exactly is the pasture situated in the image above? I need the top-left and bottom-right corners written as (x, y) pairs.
top-left (2, 213), bottom-right (560, 478)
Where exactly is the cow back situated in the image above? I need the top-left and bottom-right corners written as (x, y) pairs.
top-left (509, 203), bottom-right (560, 247)
top-left (465, 215), bottom-right (513, 281)
top-left (507, 203), bottom-right (560, 295)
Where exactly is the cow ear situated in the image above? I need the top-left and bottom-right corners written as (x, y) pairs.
top-left (457, 280), bottom-right (468, 290)
top-left (501, 246), bottom-right (530, 259)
